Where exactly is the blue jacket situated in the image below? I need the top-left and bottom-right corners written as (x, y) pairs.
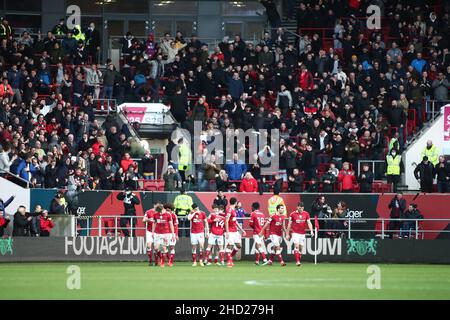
top-left (227, 77), bottom-right (244, 100)
top-left (16, 159), bottom-right (36, 181)
top-left (7, 70), bottom-right (23, 89)
top-left (0, 196), bottom-right (14, 218)
top-left (411, 59), bottom-right (428, 73)
top-left (225, 161), bottom-right (247, 180)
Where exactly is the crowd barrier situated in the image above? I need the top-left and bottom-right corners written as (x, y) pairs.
top-left (1, 237), bottom-right (449, 264)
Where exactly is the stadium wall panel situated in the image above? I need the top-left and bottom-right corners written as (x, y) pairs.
top-left (30, 190), bottom-right (450, 240)
top-left (1, 237), bottom-right (449, 264)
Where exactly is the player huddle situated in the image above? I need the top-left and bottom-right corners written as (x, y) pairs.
top-left (143, 198), bottom-right (314, 267)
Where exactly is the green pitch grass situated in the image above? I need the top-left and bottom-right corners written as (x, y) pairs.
top-left (0, 262), bottom-right (449, 299)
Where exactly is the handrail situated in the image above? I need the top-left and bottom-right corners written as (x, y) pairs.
top-left (0, 168), bottom-right (30, 188)
top-left (74, 216), bottom-right (449, 240)
top-left (267, 27), bottom-right (301, 39)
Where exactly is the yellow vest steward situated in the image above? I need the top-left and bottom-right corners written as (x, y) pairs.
top-left (173, 194), bottom-right (193, 215)
top-left (268, 195), bottom-right (285, 216)
top-left (178, 144), bottom-right (191, 169)
top-left (386, 155), bottom-right (401, 175)
top-left (421, 145), bottom-right (439, 166)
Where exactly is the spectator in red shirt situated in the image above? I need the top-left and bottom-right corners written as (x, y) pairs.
top-left (39, 210), bottom-right (54, 236)
top-left (239, 172), bottom-right (258, 192)
top-left (338, 162), bottom-right (356, 192)
top-left (298, 65), bottom-right (314, 91)
top-left (120, 152), bottom-right (137, 172)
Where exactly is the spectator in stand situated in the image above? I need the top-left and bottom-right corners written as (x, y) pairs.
top-left (388, 192), bottom-right (406, 239)
top-left (414, 156), bottom-right (435, 193)
top-left (225, 153), bottom-right (247, 181)
top-left (163, 165), bottom-right (181, 191)
top-left (321, 166), bottom-right (337, 193)
top-left (213, 190), bottom-right (227, 208)
top-left (420, 140), bottom-right (439, 167)
top-left (239, 172), bottom-right (258, 192)
top-left (432, 71), bottom-right (449, 109)
top-left (288, 168), bottom-right (303, 192)
top-left (39, 210), bottom-right (54, 237)
top-left (216, 169), bottom-right (229, 192)
top-left (358, 163), bottom-right (374, 193)
top-left (116, 188), bottom-right (140, 237)
top-left (338, 162), bottom-right (356, 193)
top-left (50, 192), bottom-right (67, 215)
top-left (435, 155), bottom-right (450, 193)
top-left (400, 203), bottom-right (423, 239)
top-left (13, 206), bottom-right (31, 237)
top-left (142, 150), bottom-right (156, 180)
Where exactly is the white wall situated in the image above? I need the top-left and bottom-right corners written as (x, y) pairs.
top-left (0, 177), bottom-right (30, 235)
top-left (404, 105), bottom-right (450, 190)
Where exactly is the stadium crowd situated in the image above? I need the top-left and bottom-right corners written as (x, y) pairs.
top-left (0, 0), bottom-right (449, 197)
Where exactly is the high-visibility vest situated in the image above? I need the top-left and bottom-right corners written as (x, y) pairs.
top-left (388, 138), bottom-right (398, 152)
top-left (173, 194), bottom-right (193, 216)
top-left (386, 155), bottom-right (401, 175)
top-left (267, 195), bottom-right (285, 216)
top-left (0, 24), bottom-right (11, 37)
top-left (421, 145), bottom-right (439, 166)
top-left (178, 144), bottom-right (191, 168)
top-left (73, 25), bottom-right (85, 42)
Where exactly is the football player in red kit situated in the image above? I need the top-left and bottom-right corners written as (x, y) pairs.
top-left (249, 202), bottom-right (268, 265)
top-left (225, 197), bottom-right (247, 267)
top-left (152, 205), bottom-right (175, 267)
top-left (286, 202), bottom-right (314, 266)
top-left (142, 201), bottom-right (161, 266)
top-left (165, 203), bottom-right (179, 266)
top-left (188, 203), bottom-right (209, 267)
top-left (205, 204), bottom-right (226, 265)
top-left (259, 204), bottom-right (287, 266)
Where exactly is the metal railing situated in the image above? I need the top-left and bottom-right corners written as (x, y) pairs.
top-left (74, 216), bottom-right (450, 240)
top-left (357, 160), bottom-right (386, 181)
top-left (425, 99), bottom-right (450, 122)
top-left (0, 168), bottom-right (30, 188)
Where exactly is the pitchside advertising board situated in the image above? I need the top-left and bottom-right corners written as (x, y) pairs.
top-left (28, 190), bottom-right (450, 239)
top-left (1, 237), bottom-right (449, 263)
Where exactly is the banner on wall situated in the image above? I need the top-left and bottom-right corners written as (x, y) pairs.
top-left (1, 237), bottom-right (449, 264)
top-left (443, 105), bottom-right (450, 154)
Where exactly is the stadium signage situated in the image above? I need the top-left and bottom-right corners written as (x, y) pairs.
top-left (64, 237), bottom-right (147, 256)
top-left (347, 239), bottom-right (377, 256)
top-left (0, 238), bottom-right (13, 255)
top-left (244, 238), bottom-right (342, 256)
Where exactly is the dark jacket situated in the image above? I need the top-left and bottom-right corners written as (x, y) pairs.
top-left (116, 192), bottom-right (140, 215)
top-left (13, 212), bottom-right (30, 237)
top-left (358, 170), bottom-right (374, 193)
top-left (414, 161), bottom-right (434, 188)
top-left (388, 197), bottom-right (406, 218)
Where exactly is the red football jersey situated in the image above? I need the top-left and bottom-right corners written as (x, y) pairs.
top-left (144, 209), bottom-right (155, 232)
top-left (250, 210), bottom-right (266, 234)
top-left (289, 211), bottom-right (311, 234)
top-left (170, 211), bottom-right (178, 235)
top-left (209, 213), bottom-right (226, 236)
top-left (268, 214), bottom-right (285, 236)
top-left (225, 207), bottom-right (238, 232)
top-left (190, 210), bottom-right (207, 234)
top-left (153, 212), bottom-right (173, 234)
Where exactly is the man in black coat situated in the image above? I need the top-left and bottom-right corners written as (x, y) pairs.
top-left (414, 156), bottom-right (435, 193)
top-left (358, 164), bottom-right (374, 193)
top-left (85, 22), bottom-right (101, 63)
top-left (388, 193), bottom-right (406, 238)
top-left (117, 188), bottom-right (141, 237)
top-left (13, 206), bottom-right (32, 237)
